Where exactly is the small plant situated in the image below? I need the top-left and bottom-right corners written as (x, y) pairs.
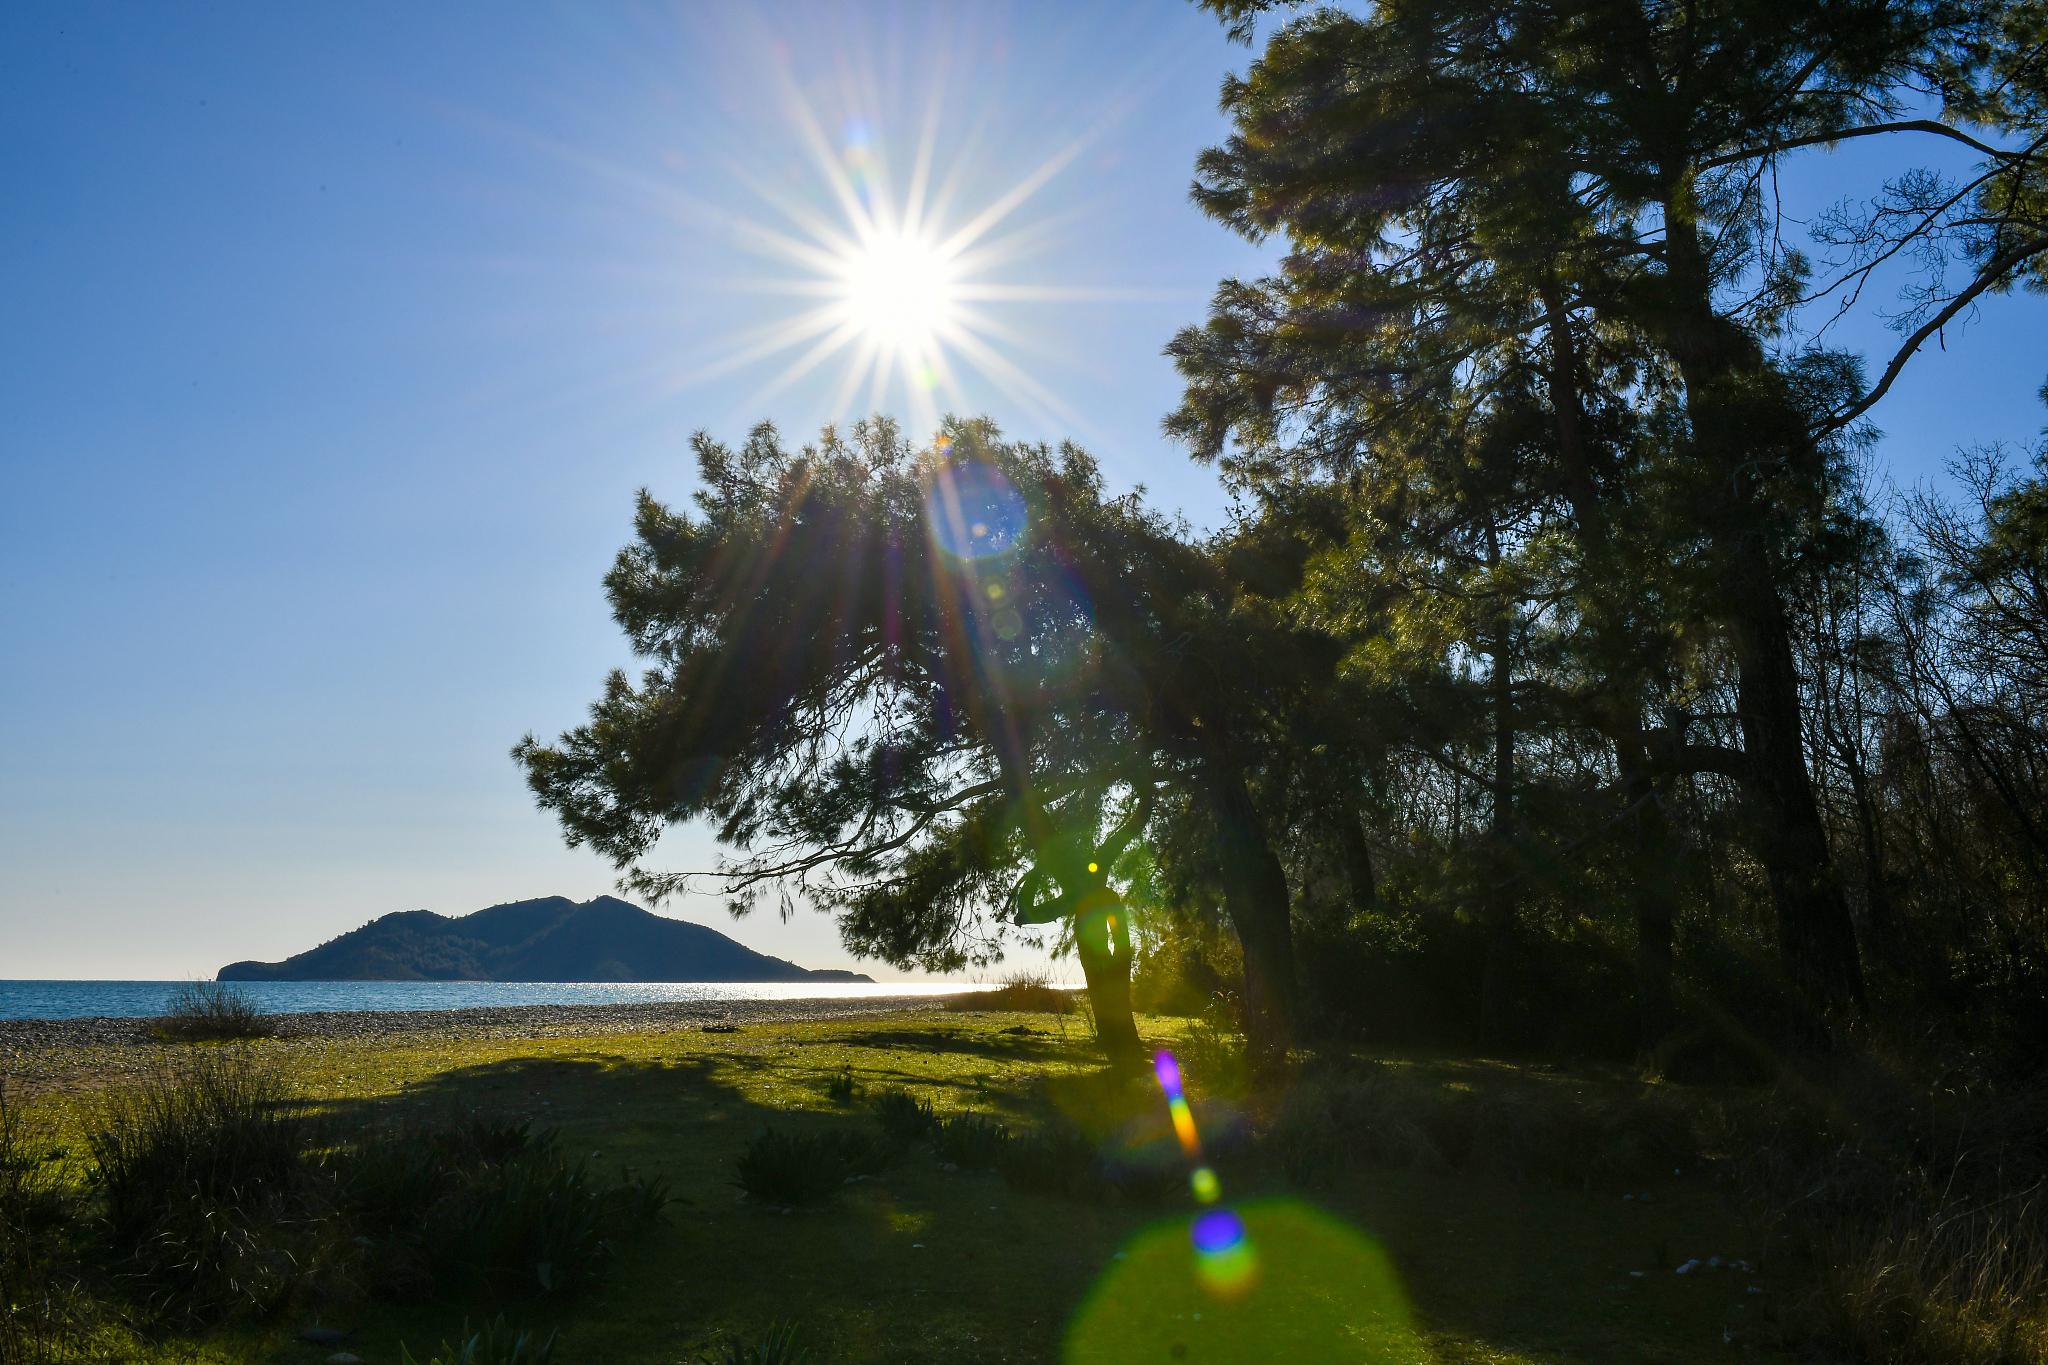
top-left (697, 1320), bottom-right (809, 1364)
top-left (154, 981), bottom-right (277, 1042)
top-left (932, 1113), bottom-right (1011, 1170)
top-left (824, 1068), bottom-right (860, 1105)
top-left (869, 1088), bottom-right (938, 1146)
top-left (399, 1316), bottom-right (558, 1365)
top-left (734, 1130), bottom-right (853, 1206)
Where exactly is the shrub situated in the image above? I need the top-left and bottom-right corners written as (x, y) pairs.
top-left (153, 981), bottom-right (277, 1042)
top-left (734, 1130), bottom-right (853, 1206)
top-left (84, 1047), bottom-right (321, 1325)
top-left (869, 1089), bottom-right (938, 1146)
top-left (696, 1320), bottom-right (809, 1364)
top-left (931, 1114), bottom-right (1010, 1170)
top-left (940, 971), bottom-right (1076, 1015)
top-left (398, 1316), bottom-right (557, 1365)
top-left (823, 1069), bottom-right (860, 1105)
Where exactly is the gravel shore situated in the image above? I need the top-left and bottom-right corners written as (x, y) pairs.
top-left (0, 995), bottom-right (940, 1096)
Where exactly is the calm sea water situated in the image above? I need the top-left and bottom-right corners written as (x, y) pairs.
top-left (0, 979), bottom-right (979, 1021)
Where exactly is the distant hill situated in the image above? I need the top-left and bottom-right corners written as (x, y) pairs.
top-left (217, 896), bottom-right (873, 984)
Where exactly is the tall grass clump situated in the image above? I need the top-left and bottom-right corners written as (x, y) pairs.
top-left (153, 981), bottom-right (277, 1042)
top-left (733, 1130), bottom-right (841, 1206)
top-left (931, 1114), bottom-right (1010, 1170)
top-left (1731, 1063), bottom-right (2048, 1365)
top-left (77, 1048), bottom-right (666, 1328)
top-left (940, 971), bottom-right (1075, 1015)
top-left (85, 1047), bottom-right (320, 1324)
top-left (868, 1089), bottom-right (938, 1146)
top-left (1796, 1189), bottom-right (2048, 1365)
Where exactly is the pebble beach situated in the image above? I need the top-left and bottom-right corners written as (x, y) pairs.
top-left (0, 994), bottom-right (940, 1097)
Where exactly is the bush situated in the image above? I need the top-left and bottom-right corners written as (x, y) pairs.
top-left (80, 1049), bottom-right (665, 1324)
top-left (153, 982), bottom-right (277, 1042)
top-left (869, 1089), bottom-right (938, 1146)
top-left (823, 1069), bottom-right (860, 1105)
top-left (931, 1114), bottom-right (1010, 1170)
top-left (734, 1130), bottom-right (854, 1206)
top-left (85, 1047), bottom-right (320, 1325)
top-left (398, 1316), bottom-right (557, 1365)
top-left (940, 971), bottom-right (1076, 1014)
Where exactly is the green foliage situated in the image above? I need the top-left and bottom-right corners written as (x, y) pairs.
top-left (75, 1047), bottom-right (665, 1328)
top-left (823, 1069), bottom-right (860, 1105)
top-left (930, 1114), bottom-right (1010, 1170)
top-left (398, 1316), bottom-right (557, 1365)
top-left (85, 1049), bottom-right (317, 1325)
top-left (152, 982), bottom-right (278, 1042)
top-left (867, 1089), bottom-right (937, 1147)
top-left (732, 1130), bottom-right (854, 1206)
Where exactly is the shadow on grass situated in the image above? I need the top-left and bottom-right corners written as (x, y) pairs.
top-left (277, 1029), bottom-right (1762, 1365)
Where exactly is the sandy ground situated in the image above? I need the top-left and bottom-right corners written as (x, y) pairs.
top-left (0, 995), bottom-right (939, 1097)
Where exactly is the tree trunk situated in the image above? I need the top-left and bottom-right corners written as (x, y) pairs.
top-left (1198, 731), bottom-right (1298, 1067)
top-left (1657, 179), bottom-right (1865, 1015)
top-left (1617, 739), bottom-right (1678, 1051)
top-left (1732, 575), bottom-right (1866, 1011)
top-left (1074, 887), bottom-right (1144, 1070)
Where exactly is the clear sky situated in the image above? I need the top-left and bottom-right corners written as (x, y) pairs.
top-left (3, 2), bottom-right (2043, 981)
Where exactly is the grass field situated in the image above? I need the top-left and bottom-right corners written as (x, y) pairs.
top-left (8, 1009), bottom-right (1788, 1364)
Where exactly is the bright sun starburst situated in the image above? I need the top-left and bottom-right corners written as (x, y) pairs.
top-left (654, 43), bottom-right (1161, 440)
top-left (836, 226), bottom-right (957, 358)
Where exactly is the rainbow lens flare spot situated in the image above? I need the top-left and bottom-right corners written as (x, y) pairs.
top-left (1190, 1165), bottom-right (1221, 1204)
top-left (924, 459), bottom-right (1027, 560)
top-left (1153, 1050), bottom-right (1183, 1097)
top-left (1191, 1209), bottom-right (1257, 1297)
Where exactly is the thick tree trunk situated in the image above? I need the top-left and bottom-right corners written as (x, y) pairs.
top-left (1658, 184), bottom-right (1865, 1015)
top-left (1616, 740), bottom-right (1678, 1051)
top-left (1731, 575), bottom-right (1866, 1011)
top-left (1198, 732), bottom-right (1298, 1066)
top-left (1074, 890), bottom-right (1144, 1070)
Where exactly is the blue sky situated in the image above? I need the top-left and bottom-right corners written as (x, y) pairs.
top-left (2, 1), bottom-right (2043, 980)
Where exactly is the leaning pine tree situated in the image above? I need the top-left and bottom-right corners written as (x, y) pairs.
top-left (514, 417), bottom-right (1322, 1069)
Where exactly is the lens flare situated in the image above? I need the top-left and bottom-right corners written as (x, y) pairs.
top-left (923, 459), bottom-right (1027, 560)
top-left (1152, 1050), bottom-right (1258, 1299)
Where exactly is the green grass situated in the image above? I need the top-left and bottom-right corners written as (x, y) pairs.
top-left (9, 1011), bottom-right (1787, 1364)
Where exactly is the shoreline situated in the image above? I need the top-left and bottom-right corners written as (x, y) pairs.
top-left (0, 994), bottom-right (946, 1095)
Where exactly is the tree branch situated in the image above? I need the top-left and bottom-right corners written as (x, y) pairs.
top-left (1817, 234), bottom-right (2048, 437)
top-left (1700, 119), bottom-right (2014, 171)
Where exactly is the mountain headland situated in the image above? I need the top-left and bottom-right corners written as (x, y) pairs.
top-left (216, 895), bottom-right (873, 983)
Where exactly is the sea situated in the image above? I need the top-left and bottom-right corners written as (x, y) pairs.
top-left (0, 979), bottom-right (980, 1022)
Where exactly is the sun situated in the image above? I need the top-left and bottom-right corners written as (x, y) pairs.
top-left (836, 227), bottom-right (957, 358)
